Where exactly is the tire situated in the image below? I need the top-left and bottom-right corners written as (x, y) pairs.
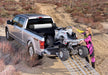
top-left (45, 35), bottom-right (54, 47)
top-left (58, 48), bottom-right (69, 61)
top-left (78, 46), bottom-right (89, 58)
top-left (26, 42), bottom-right (43, 67)
top-left (5, 28), bottom-right (13, 41)
top-left (38, 55), bottom-right (43, 59)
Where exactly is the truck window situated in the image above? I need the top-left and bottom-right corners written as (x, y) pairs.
top-left (27, 18), bottom-right (55, 34)
top-left (28, 18), bottom-right (53, 25)
top-left (27, 18), bottom-right (53, 29)
top-left (18, 17), bottom-right (25, 27)
top-left (13, 16), bottom-right (19, 24)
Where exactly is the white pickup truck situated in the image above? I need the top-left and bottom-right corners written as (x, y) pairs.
top-left (5, 14), bottom-right (88, 64)
top-left (5, 14), bottom-right (57, 59)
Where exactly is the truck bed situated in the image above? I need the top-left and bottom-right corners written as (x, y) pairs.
top-left (26, 28), bottom-right (55, 36)
top-left (26, 28), bottom-right (44, 37)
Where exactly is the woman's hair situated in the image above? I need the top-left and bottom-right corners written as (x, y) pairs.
top-left (87, 27), bottom-right (93, 36)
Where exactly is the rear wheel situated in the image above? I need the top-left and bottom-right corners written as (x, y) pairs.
top-left (26, 42), bottom-right (43, 67)
top-left (58, 48), bottom-right (69, 61)
top-left (78, 46), bottom-right (89, 58)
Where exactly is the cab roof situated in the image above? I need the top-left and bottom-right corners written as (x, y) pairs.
top-left (16, 14), bottom-right (51, 19)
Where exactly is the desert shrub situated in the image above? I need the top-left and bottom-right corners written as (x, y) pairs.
top-left (0, 0), bottom-right (107, 29)
top-left (13, 11), bottom-right (24, 16)
top-left (0, 18), bottom-right (4, 25)
top-left (65, 6), bottom-right (73, 13)
top-left (90, 22), bottom-right (103, 30)
top-left (23, 5), bottom-right (32, 11)
top-left (74, 16), bottom-right (90, 24)
top-left (3, 1), bottom-right (18, 11)
top-left (0, 59), bottom-right (5, 72)
top-left (0, 41), bottom-right (13, 54)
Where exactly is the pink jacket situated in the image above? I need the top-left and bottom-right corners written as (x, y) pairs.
top-left (84, 35), bottom-right (94, 55)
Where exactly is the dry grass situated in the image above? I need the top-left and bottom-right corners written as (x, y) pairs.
top-left (0, 41), bottom-right (22, 75)
top-left (0, 0), bottom-right (108, 30)
top-left (0, 59), bottom-right (5, 72)
top-left (0, 40), bottom-right (42, 68)
top-left (0, 0), bottom-right (36, 17)
top-left (0, 18), bottom-right (4, 25)
top-left (0, 65), bottom-right (21, 75)
top-left (0, 41), bottom-right (13, 54)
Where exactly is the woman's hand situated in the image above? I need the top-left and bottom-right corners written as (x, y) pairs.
top-left (79, 40), bottom-right (84, 44)
top-left (72, 26), bottom-right (76, 30)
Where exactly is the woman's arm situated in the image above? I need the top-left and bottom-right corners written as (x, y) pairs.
top-left (72, 27), bottom-right (84, 33)
top-left (76, 29), bottom-right (84, 33)
top-left (79, 40), bottom-right (84, 44)
top-left (79, 35), bottom-right (92, 44)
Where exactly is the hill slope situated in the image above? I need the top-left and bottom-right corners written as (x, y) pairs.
top-left (0, 2), bottom-right (108, 75)
top-left (36, 3), bottom-right (108, 75)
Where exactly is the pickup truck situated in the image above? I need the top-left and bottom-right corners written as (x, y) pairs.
top-left (5, 14), bottom-right (58, 62)
top-left (5, 14), bottom-right (88, 64)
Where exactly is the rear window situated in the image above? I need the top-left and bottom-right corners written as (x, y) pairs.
top-left (28, 18), bottom-right (53, 25)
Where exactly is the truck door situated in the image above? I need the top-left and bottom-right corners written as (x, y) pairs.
top-left (14, 17), bottom-right (25, 42)
top-left (8, 16), bottom-right (20, 37)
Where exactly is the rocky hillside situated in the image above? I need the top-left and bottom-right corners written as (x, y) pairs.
top-left (0, 0), bottom-right (108, 32)
top-left (0, 0), bottom-right (37, 25)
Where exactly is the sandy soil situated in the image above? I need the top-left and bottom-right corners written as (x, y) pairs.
top-left (0, 3), bottom-right (108, 75)
top-left (35, 3), bottom-right (108, 75)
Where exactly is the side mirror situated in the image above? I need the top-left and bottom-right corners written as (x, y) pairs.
top-left (7, 20), bottom-right (12, 24)
top-left (14, 22), bottom-right (18, 25)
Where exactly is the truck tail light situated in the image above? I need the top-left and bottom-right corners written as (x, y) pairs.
top-left (39, 41), bottom-right (44, 49)
top-left (39, 17), bottom-right (42, 19)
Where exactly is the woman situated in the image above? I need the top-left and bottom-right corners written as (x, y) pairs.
top-left (73, 26), bottom-right (95, 68)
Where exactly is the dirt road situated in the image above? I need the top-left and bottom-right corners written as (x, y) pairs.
top-left (35, 3), bottom-right (108, 75)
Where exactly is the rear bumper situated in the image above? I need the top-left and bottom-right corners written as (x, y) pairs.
top-left (42, 48), bottom-right (60, 55)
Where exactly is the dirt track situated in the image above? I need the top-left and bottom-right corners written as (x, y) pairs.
top-left (0, 3), bottom-right (108, 75)
top-left (35, 3), bottom-right (108, 75)
top-left (0, 26), bottom-right (70, 75)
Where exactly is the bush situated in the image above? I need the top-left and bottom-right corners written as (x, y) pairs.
top-left (0, 18), bottom-right (4, 25)
top-left (90, 22), bottom-right (103, 30)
